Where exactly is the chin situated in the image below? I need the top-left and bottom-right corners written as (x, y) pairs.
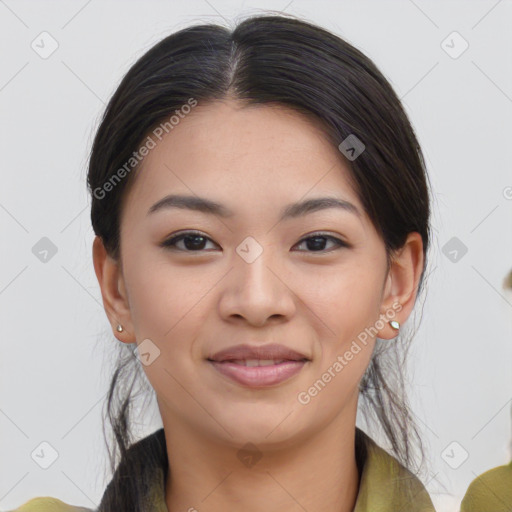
top-left (205, 405), bottom-right (312, 449)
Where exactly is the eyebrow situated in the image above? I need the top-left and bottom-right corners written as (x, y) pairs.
top-left (147, 194), bottom-right (361, 220)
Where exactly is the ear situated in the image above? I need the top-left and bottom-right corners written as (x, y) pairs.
top-left (92, 236), bottom-right (135, 344)
top-left (377, 232), bottom-right (424, 340)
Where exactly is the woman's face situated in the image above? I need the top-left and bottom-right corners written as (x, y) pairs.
top-left (98, 100), bottom-right (416, 448)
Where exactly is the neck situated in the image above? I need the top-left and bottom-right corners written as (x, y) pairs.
top-left (162, 411), bottom-right (360, 512)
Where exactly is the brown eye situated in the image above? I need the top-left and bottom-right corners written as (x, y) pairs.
top-left (294, 234), bottom-right (348, 252)
top-left (161, 232), bottom-right (218, 252)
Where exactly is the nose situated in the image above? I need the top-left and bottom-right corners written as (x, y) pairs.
top-left (218, 247), bottom-right (296, 327)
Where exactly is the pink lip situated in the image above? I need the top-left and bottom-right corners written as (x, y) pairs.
top-left (208, 343), bottom-right (309, 362)
top-left (209, 360), bottom-right (307, 387)
top-left (207, 343), bottom-right (310, 388)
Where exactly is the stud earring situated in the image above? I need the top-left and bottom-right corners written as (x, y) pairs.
top-left (116, 324), bottom-right (124, 333)
top-left (389, 320), bottom-right (400, 331)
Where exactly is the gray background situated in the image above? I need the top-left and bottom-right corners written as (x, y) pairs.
top-left (1, 1), bottom-right (511, 511)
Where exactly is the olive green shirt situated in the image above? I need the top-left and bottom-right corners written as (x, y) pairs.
top-left (10, 428), bottom-right (435, 512)
top-left (460, 460), bottom-right (512, 512)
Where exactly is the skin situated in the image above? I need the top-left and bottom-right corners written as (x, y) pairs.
top-left (93, 99), bottom-right (424, 512)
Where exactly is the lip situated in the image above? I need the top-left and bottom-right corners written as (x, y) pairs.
top-left (207, 343), bottom-right (310, 388)
top-left (208, 343), bottom-right (309, 362)
top-left (209, 360), bottom-right (307, 387)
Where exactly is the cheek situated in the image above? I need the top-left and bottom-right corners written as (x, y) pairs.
top-left (297, 261), bottom-right (383, 342)
top-left (295, 271), bottom-right (380, 415)
top-left (122, 252), bottom-right (227, 399)
top-left (294, 258), bottom-right (383, 401)
top-left (124, 247), bottom-right (217, 341)
top-left (122, 254), bottom-right (215, 407)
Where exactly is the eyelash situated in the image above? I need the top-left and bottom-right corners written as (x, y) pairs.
top-left (160, 230), bottom-right (349, 253)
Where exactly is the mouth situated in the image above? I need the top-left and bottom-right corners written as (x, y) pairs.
top-left (207, 343), bottom-right (310, 387)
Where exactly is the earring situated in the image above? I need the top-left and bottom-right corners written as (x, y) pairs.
top-left (389, 320), bottom-right (400, 331)
top-left (116, 324), bottom-right (124, 333)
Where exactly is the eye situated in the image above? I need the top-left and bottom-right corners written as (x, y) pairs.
top-left (160, 231), bottom-right (349, 253)
top-left (160, 231), bottom-right (219, 252)
top-left (293, 233), bottom-right (348, 253)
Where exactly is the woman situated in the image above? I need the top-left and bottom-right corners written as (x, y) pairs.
top-left (13, 13), bottom-right (436, 512)
top-left (459, 268), bottom-right (512, 512)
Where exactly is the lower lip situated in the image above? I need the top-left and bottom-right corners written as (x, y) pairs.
top-left (209, 360), bottom-right (307, 387)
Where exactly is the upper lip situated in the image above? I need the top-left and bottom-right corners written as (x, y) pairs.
top-left (208, 343), bottom-right (310, 362)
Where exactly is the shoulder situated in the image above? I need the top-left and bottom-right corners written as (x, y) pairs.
top-left (9, 497), bottom-right (94, 512)
top-left (460, 461), bottom-right (512, 511)
top-left (355, 429), bottom-right (436, 512)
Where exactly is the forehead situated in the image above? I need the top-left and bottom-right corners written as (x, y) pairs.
top-left (122, 100), bottom-right (362, 219)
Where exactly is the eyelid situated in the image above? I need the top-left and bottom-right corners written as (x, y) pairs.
top-left (298, 230), bottom-right (349, 243)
